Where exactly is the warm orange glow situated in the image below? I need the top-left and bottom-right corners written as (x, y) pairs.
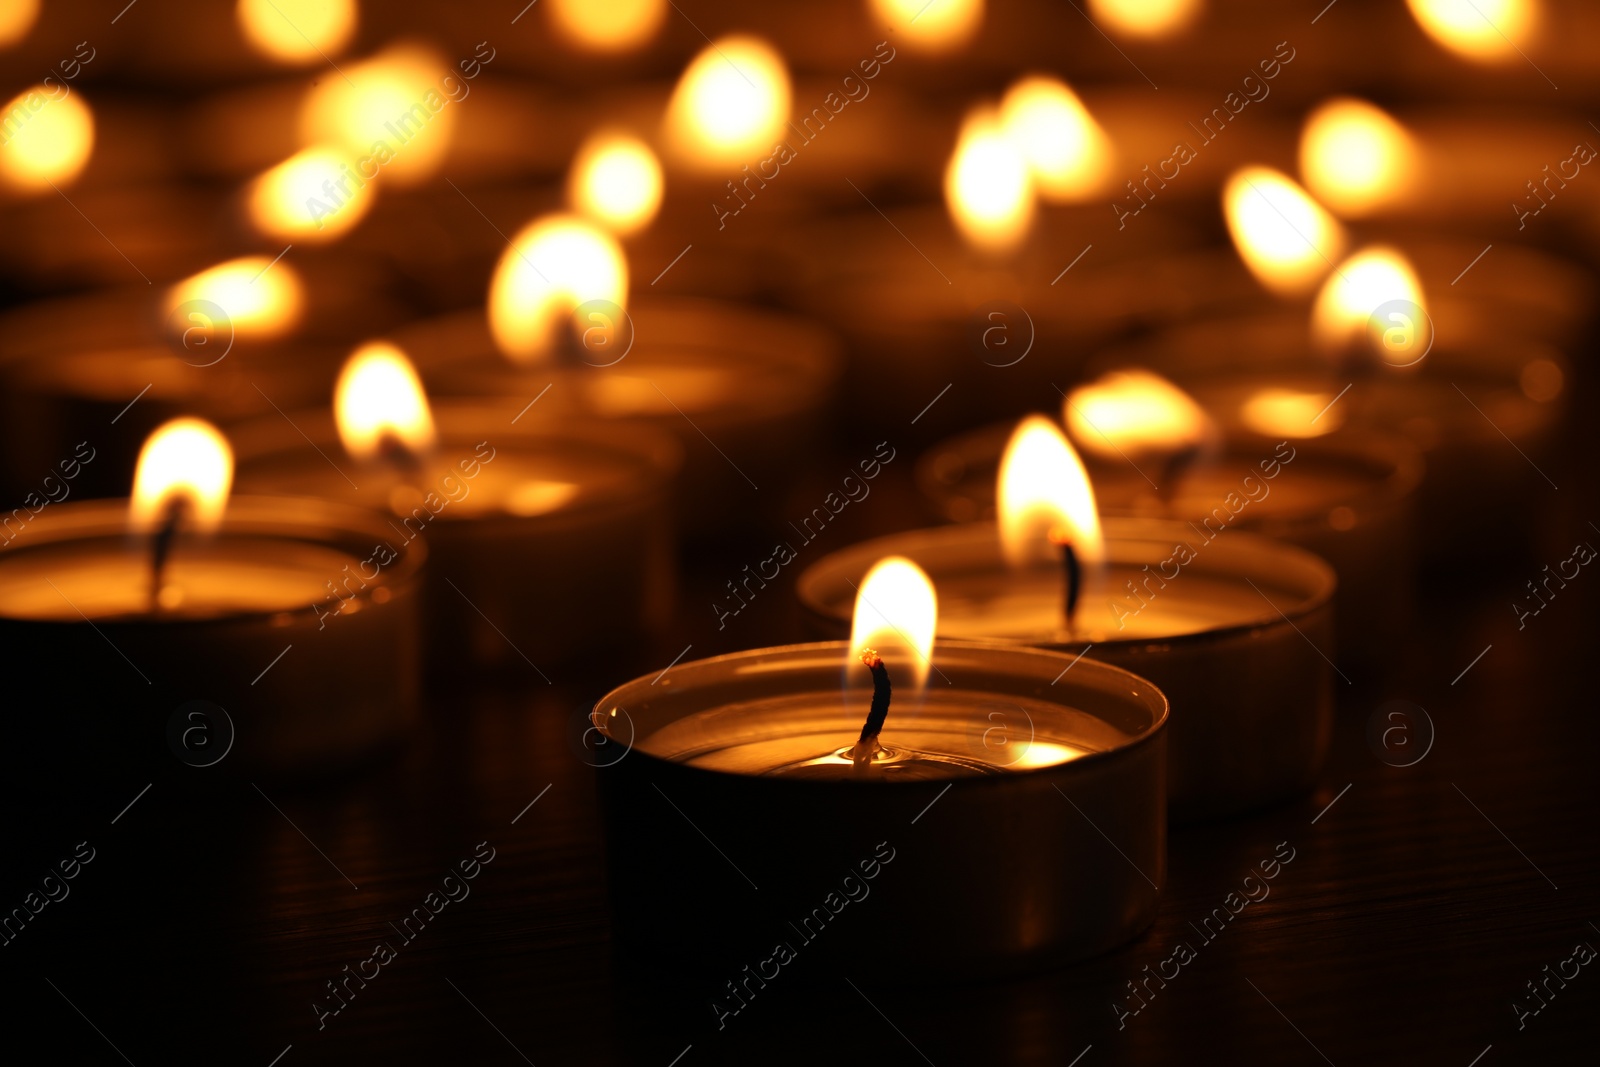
top-left (999, 76), bottom-right (1112, 202)
top-left (1299, 98), bottom-right (1418, 217)
top-left (998, 416), bottom-right (1104, 569)
top-left (0, 86), bottom-right (94, 192)
top-left (165, 257), bottom-right (304, 341)
top-left (1223, 166), bottom-right (1346, 296)
top-left (1088, 0), bottom-right (1201, 39)
top-left (130, 418), bottom-right (234, 535)
top-left (1406, 0), bottom-right (1539, 62)
top-left (548, 0), bottom-right (665, 52)
top-left (867, 0), bottom-right (983, 53)
top-left (0, 0), bottom-right (40, 47)
top-left (946, 107), bottom-right (1034, 253)
top-left (335, 342), bottom-right (437, 462)
top-left (489, 214), bottom-right (629, 363)
top-left (247, 147), bottom-right (373, 240)
top-left (1065, 370), bottom-right (1214, 460)
top-left (849, 556), bottom-right (937, 690)
top-left (1311, 246), bottom-right (1429, 364)
top-left (664, 36), bottom-right (790, 170)
top-left (1241, 388), bottom-right (1342, 438)
top-left (237, 0), bottom-right (357, 64)
top-left (568, 132), bottom-right (663, 236)
top-left (300, 43), bottom-right (456, 186)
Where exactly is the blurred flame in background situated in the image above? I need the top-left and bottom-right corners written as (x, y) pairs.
top-left (568, 132), bottom-right (664, 236)
top-left (1223, 166), bottom-right (1346, 296)
top-left (999, 76), bottom-right (1113, 202)
top-left (489, 214), bottom-right (628, 363)
top-left (1088, 0), bottom-right (1202, 39)
top-left (850, 556), bottom-right (938, 690)
top-left (248, 147), bottom-right (373, 240)
top-left (0, 0), bottom-right (39, 48)
top-left (868, 0), bottom-right (983, 53)
top-left (1312, 246), bottom-right (1430, 365)
top-left (335, 342), bottom-right (438, 462)
top-left (165, 257), bottom-right (305, 341)
top-left (665, 36), bottom-right (791, 170)
top-left (236, 0), bottom-right (358, 64)
top-left (0, 86), bottom-right (94, 192)
top-left (998, 416), bottom-right (1104, 568)
top-left (1300, 98), bottom-right (1418, 218)
top-left (1406, 0), bottom-right (1541, 62)
top-left (548, 0), bottom-right (666, 52)
top-left (300, 43), bottom-right (457, 186)
top-left (946, 107), bottom-right (1035, 252)
top-left (130, 418), bottom-right (234, 535)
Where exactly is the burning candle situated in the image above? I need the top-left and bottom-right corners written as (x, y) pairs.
top-left (1088, 0), bottom-right (1202, 39)
top-left (229, 342), bottom-right (682, 667)
top-left (663, 36), bottom-right (791, 172)
top-left (1406, 0), bottom-right (1540, 62)
top-left (867, 0), bottom-right (984, 53)
top-left (236, 0), bottom-right (357, 65)
top-left (1222, 166), bottom-right (1346, 298)
top-left (801, 418), bottom-right (1336, 821)
top-left (299, 43), bottom-right (458, 187)
top-left (246, 147), bottom-right (375, 241)
top-left (917, 373), bottom-right (1422, 673)
top-left (547, 0), bottom-right (665, 52)
top-left (567, 131), bottom-right (663, 237)
top-left (0, 82), bottom-right (94, 193)
top-left (0, 418), bottom-right (425, 787)
top-left (592, 562), bottom-right (1166, 977)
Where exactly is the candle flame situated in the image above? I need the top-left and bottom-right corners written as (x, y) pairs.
top-left (165, 257), bottom-right (304, 341)
top-left (0, 0), bottom-right (40, 48)
top-left (946, 107), bottom-right (1035, 253)
top-left (1406, 0), bottom-right (1539, 62)
top-left (867, 0), bottom-right (983, 52)
top-left (849, 556), bottom-right (937, 691)
top-left (999, 76), bottom-right (1113, 202)
top-left (1088, 0), bottom-right (1202, 39)
top-left (1064, 370), bottom-right (1214, 460)
top-left (998, 416), bottom-right (1103, 569)
top-left (237, 0), bottom-right (357, 64)
top-left (335, 342), bottom-right (437, 462)
top-left (1241, 387), bottom-right (1342, 438)
top-left (1223, 166), bottom-right (1346, 297)
top-left (130, 418), bottom-right (234, 535)
top-left (0, 85), bottom-right (94, 192)
top-left (548, 0), bottom-right (665, 52)
top-left (300, 43), bottom-right (456, 186)
top-left (1299, 98), bottom-right (1418, 218)
top-left (665, 36), bottom-right (790, 170)
top-left (568, 131), bottom-right (663, 236)
top-left (1311, 246), bottom-right (1430, 365)
top-left (489, 213), bottom-right (628, 363)
top-left (247, 147), bottom-right (373, 240)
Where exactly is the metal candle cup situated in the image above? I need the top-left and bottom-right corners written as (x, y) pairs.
top-left (592, 640), bottom-right (1167, 982)
top-left (0, 496), bottom-right (424, 791)
top-left (230, 400), bottom-right (681, 669)
top-left (797, 519), bottom-right (1337, 821)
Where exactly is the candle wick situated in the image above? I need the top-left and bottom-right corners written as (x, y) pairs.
top-left (851, 648), bottom-right (891, 766)
top-left (149, 496), bottom-right (188, 612)
top-left (376, 431), bottom-right (422, 476)
top-left (1051, 530), bottom-right (1081, 629)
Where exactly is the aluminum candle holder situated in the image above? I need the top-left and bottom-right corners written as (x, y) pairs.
top-left (592, 640), bottom-right (1168, 982)
top-left (798, 519), bottom-right (1337, 822)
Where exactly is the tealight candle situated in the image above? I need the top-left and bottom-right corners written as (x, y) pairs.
top-left (0, 419), bottom-right (424, 790)
top-left (800, 418), bottom-right (1336, 821)
top-left (594, 617), bottom-right (1168, 978)
top-left (915, 374), bottom-right (1424, 671)
top-left (229, 343), bottom-right (682, 668)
